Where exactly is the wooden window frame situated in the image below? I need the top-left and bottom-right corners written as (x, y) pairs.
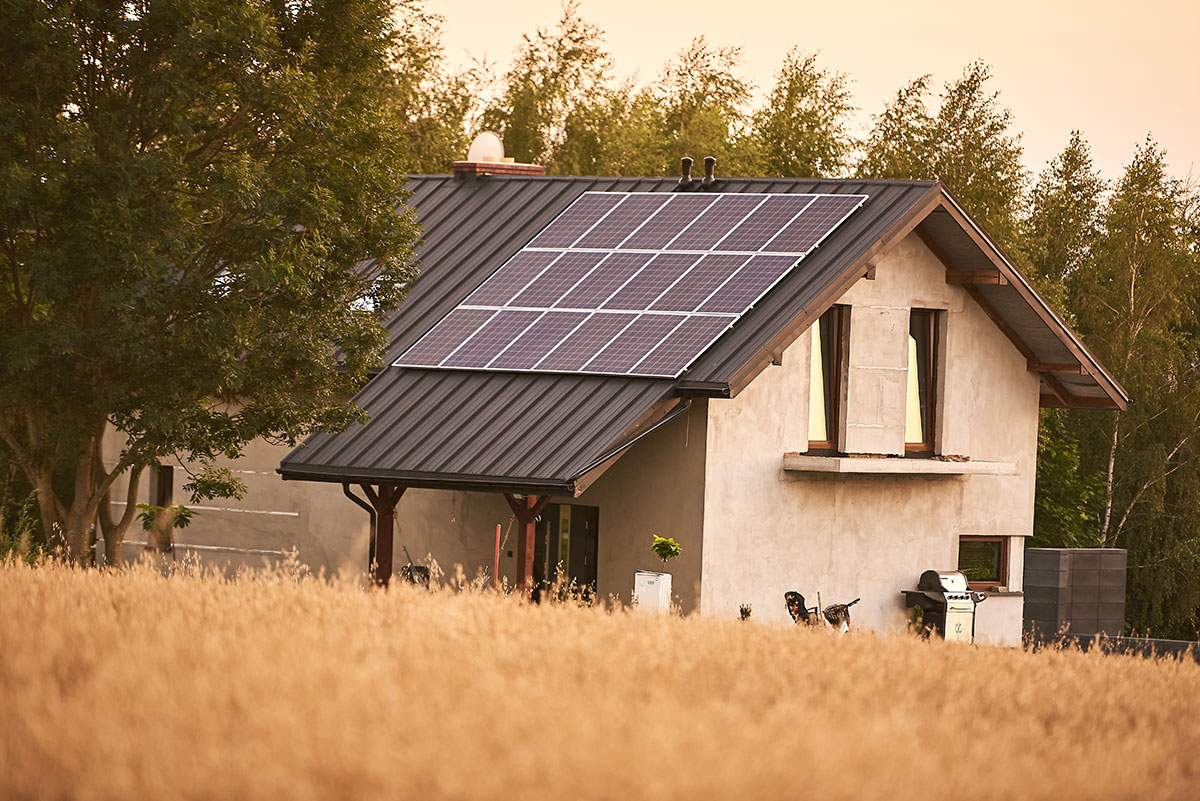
top-left (958, 535), bottom-right (1009, 590)
top-left (808, 305), bottom-right (848, 453)
top-left (905, 308), bottom-right (940, 456)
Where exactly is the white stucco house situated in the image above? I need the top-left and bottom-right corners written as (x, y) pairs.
top-left (111, 161), bottom-right (1128, 646)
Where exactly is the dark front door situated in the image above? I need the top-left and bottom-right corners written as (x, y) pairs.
top-left (533, 503), bottom-right (599, 597)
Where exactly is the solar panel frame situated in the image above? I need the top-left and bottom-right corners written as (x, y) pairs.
top-left (395, 190), bottom-right (869, 378)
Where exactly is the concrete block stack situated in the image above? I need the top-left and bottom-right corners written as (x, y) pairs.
top-left (1023, 547), bottom-right (1126, 639)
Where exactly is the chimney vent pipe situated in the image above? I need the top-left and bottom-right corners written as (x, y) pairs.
top-left (701, 157), bottom-right (717, 189)
top-left (677, 157), bottom-right (695, 190)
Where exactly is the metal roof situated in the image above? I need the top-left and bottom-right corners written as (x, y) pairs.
top-left (280, 172), bottom-right (1127, 492)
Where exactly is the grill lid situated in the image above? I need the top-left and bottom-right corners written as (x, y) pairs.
top-left (918, 570), bottom-right (970, 594)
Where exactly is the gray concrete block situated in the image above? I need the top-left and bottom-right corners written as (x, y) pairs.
top-left (1069, 619), bottom-right (1100, 636)
top-left (1023, 602), bottom-right (1059, 621)
top-left (1072, 585), bottom-right (1101, 604)
top-left (1071, 550), bottom-right (1102, 571)
top-left (1099, 549), bottom-right (1127, 569)
top-left (1098, 619), bottom-right (1125, 636)
top-left (1099, 585), bottom-right (1126, 604)
top-left (1024, 568), bottom-right (1069, 588)
top-left (1100, 570), bottom-right (1127, 587)
top-left (1024, 549), bottom-right (1069, 571)
top-left (1070, 601), bottom-right (1100, 618)
top-left (1099, 601), bottom-right (1126, 620)
top-left (1025, 585), bottom-right (1068, 605)
top-left (1072, 568), bottom-right (1101, 587)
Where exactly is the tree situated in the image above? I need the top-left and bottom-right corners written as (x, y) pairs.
top-left (1066, 139), bottom-right (1200, 636)
top-left (858, 62), bottom-right (1027, 252)
top-left (1024, 132), bottom-right (1105, 313)
top-left (385, 1), bottom-right (472, 173)
top-left (1026, 134), bottom-right (1108, 550)
top-left (743, 48), bottom-right (855, 178)
top-left (479, 0), bottom-right (611, 169)
top-left (0, 0), bottom-right (419, 564)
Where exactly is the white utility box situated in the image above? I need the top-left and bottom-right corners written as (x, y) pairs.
top-left (633, 571), bottom-right (672, 613)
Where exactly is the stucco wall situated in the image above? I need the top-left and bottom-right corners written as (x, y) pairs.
top-left (701, 233), bottom-right (1039, 643)
top-left (100, 437), bottom-right (370, 576)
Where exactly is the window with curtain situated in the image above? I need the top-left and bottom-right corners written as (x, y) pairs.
top-left (905, 309), bottom-right (938, 453)
top-left (808, 305), bottom-right (847, 451)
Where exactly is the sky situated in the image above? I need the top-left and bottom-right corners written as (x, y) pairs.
top-left (427, 0), bottom-right (1199, 180)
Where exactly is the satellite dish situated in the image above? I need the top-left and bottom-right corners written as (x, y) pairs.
top-left (467, 131), bottom-right (505, 163)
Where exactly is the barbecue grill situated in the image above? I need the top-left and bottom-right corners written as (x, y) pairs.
top-left (903, 570), bottom-right (986, 643)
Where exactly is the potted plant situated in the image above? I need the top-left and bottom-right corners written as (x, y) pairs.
top-left (633, 535), bottom-right (681, 613)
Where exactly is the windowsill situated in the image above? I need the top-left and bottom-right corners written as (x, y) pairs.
top-left (781, 453), bottom-right (1018, 476)
top-left (976, 588), bottom-right (1023, 597)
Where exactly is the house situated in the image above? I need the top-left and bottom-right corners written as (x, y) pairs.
top-left (104, 159), bottom-right (1125, 645)
top-left (271, 160), bottom-right (1126, 645)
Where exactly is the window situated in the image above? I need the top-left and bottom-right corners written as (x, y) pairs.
top-left (808, 305), bottom-right (847, 452)
top-left (958, 536), bottom-right (1009, 589)
top-left (905, 309), bottom-right (938, 454)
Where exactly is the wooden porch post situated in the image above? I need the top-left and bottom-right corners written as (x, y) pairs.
top-left (361, 484), bottom-right (406, 587)
top-left (504, 493), bottom-right (551, 596)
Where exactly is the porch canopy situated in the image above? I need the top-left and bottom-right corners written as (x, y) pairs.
top-left (279, 172), bottom-right (1129, 589)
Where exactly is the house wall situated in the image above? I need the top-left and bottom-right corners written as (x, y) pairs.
top-left (100, 398), bottom-right (709, 610)
top-left (700, 233), bottom-right (1039, 644)
top-left (99, 437), bottom-right (370, 576)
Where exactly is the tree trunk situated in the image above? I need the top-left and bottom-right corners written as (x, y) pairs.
top-left (1100, 411), bottom-right (1121, 546)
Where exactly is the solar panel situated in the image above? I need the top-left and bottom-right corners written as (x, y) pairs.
top-left (396, 190), bottom-right (868, 378)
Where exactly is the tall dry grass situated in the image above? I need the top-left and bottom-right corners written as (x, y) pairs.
top-left (1, 559), bottom-right (1197, 801)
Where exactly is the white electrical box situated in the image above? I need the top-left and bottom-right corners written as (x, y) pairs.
top-left (633, 571), bottom-right (672, 613)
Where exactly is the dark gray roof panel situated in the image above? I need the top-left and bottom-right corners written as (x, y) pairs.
top-left (281, 367), bottom-right (674, 491)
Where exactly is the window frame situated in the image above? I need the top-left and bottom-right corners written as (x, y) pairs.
top-left (905, 308), bottom-right (940, 455)
top-left (957, 535), bottom-right (1009, 590)
top-left (808, 304), bottom-right (848, 453)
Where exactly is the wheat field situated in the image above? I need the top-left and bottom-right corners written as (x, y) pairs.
top-left (1, 559), bottom-right (1197, 801)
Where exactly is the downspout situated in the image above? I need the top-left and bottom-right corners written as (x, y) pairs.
top-left (342, 483), bottom-right (377, 564)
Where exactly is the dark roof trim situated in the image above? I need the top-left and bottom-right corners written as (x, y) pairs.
top-left (934, 191), bottom-right (1129, 410)
top-left (720, 183), bottom-right (1128, 410)
top-left (570, 397), bottom-right (692, 494)
top-left (279, 464), bottom-right (572, 496)
top-left (725, 184), bottom-right (945, 397)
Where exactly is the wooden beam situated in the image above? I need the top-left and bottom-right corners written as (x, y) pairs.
top-left (1040, 394), bottom-right (1122, 409)
top-left (504, 493), bottom-right (551, 596)
top-left (1028, 361), bottom-right (1088, 375)
top-left (1040, 372), bottom-right (1071, 405)
top-left (945, 270), bottom-right (1007, 285)
top-left (362, 484), bottom-right (405, 587)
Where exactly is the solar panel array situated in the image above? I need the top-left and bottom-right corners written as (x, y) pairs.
top-left (396, 191), bottom-right (868, 378)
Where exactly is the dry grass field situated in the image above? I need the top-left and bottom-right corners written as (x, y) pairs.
top-left (1, 559), bottom-right (1198, 801)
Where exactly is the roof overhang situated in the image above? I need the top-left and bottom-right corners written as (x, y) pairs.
top-left (723, 184), bottom-right (1128, 410)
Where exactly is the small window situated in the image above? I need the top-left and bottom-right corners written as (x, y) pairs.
top-left (905, 309), bottom-right (938, 454)
top-left (808, 305), bottom-right (847, 452)
top-left (958, 536), bottom-right (1009, 589)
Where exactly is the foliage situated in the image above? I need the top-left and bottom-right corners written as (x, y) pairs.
top-left (742, 49), bottom-right (856, 178)
top-left (385, 1), bottom-right (472, 172)
top-left (0, 0), bottom-right (419, 564)
top-left (1058, 139), bottom-right (1200, 638)
top-left (135, 503), bottom-right (194, 533)
top-left (2, 560), bottom-right (1198, 799)
top-left (651, 534), bottom-right (681, 564)
top-left (858, 62), bottom-right (1028, 251)
top-left (478, 0), bottom-right (611, 168)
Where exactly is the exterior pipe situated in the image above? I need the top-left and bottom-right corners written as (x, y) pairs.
top-left (342, 483), bottom-right (377, 573)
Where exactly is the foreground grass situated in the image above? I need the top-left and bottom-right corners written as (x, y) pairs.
top-left (1, 561), bottom-right (1197, 800)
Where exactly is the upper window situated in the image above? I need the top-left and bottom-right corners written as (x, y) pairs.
top-left (809, 305), bottom-right (847, 452)
top-left (958, 536), bottom-right (1009, 589)
top-left (905, 309), bottom-right (938, 454)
